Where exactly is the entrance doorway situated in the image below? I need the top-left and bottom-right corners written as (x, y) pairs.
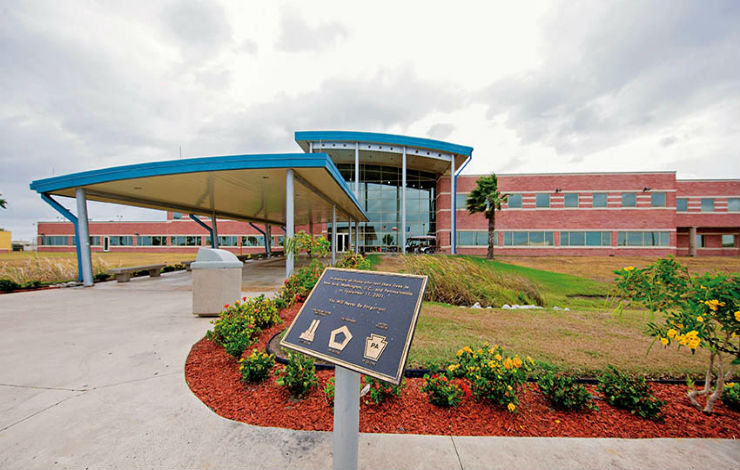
top-left (336, 233), bottom-right (349, 252)
top-left (103, 236), bottom-right (110, 252)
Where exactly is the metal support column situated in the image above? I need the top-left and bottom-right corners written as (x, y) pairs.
top-left (211, 212), bottom-right (219, 248)
top-left (354, 220), bottom-right (359, 254)
top-left (265, 225), bottom-right (272, 258)
top-left (348, 219), bottom-right (352, 254)
top-left (331, 205), bottom-right (337, 265)
top-left (354, 142), bottom-right (359, 196)
top-left (75, 188), bottom-right (94, 286)
top-left (401, 147), bottom-right (407, 253)
top-left (450, 157), bottom-right (457, 255)
top-left (41, 194), bottom-right (82, 282)
top-left (333, 367), bottom-right (360, 470)
top-left (286, 170), bottom-right (295, 278)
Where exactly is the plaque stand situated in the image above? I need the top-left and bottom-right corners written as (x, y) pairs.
top-left (333, 366), bottom-right (360, 470)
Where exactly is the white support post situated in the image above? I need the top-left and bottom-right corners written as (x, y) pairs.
top-left (75, 188), bottom-right (94, 287)
top-left (348, 219), bottom-right (352, 254)
top-left (333, 367), bottom-right (360, 470)
top-left (354, 142), bottom-right (359, 196)
top-left (286, 170), bottom-right (295, 279)
top-left (331, 205), bottom-right (337, 266)
top-left (354, 220), bottom-right (359, 254)
top-left (450, 157), bottom-right (457, 255)
top-left (211, 212), bottom-right (219, 248)
top-left (401, 146), bottom-right (407, 253)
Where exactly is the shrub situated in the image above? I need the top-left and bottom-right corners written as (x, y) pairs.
top-left (420, 373), bottom-right (470, 407)
top-left (537, 371), bottom-right (597, 411)
top-left (239, 350), bottom-right (275, 383)
top-left (206, 302), bottom-right (261, 359)
top-left (275, 352), bottom-right (318, 398)
top-left (596, 366), bottom-right (665, 421)
top-left (324, 377), bottom-right (335, 406)
top-left (613, 256), bottom-right (740, 414)
top-left (285, 231), bottom-right (330, 259)
top-left (0, 278), bottom-right (20, 292)
top-left (336, 253), bottom-right (372, 270)
top-left (94, 272), bottom-right (111, 282)
top-left (454, 343), bottom-right (532, 412)
top-left (721, 382), bottom-right (740, 411)
top-left (364, 376), bottom-right (403, 405)
top-left (240, 294), bottom-right (281, 329)
top-left (280, 259), bottom-right (323, 305)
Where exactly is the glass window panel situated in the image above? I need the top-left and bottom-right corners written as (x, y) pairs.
top-left (651, 192), bottom-right (666, 207)
top-left (659, 232), bottom-right (670, 246)
top-left (617, 232), bottom-right (627, 246)
top-left (504, 232), bottom-right (512, 246)
top-left (544, 232), bottom-right (554, 246)
top-left (529, 232), bottom-right (544, 245)
top-left (701, 198), bottom-right (714, 212)
top-left (728, 198), bottom-right (740, 212)
top-left (622, 193), bottom-right (636, 207)
top-left (507, 194), bottom-right (522, 208)
top-left (627, 232), bottom-right (643, 246)
top-left (697, 235), bottom-right (705, 247)
top-left (536, 194), bottom-right (550, 208)
top-left (593, 193), bottom-right (608, 207)
top-left (602, 232), bottom-right (612, 246)
top-left (560, 232), bottom-right (569, 245)
top-left (90, 236), bottom-right (101, 246)
top-left (458, 232), bottom-right (474, 246)
top-left (455, 193), bottom-right (468, 210)
top-left (564, 193), bottom-right (578, 208)
top-left (218, 236), bottom-right (238, 246)
top-left (569, 232), bottom-right (585, 246)
top-left (676, 198), bottom-right (688, 212)
top-left (722, 234), bottom-right (735, 247)
top-left (586, 232), bottom-right (601, 246)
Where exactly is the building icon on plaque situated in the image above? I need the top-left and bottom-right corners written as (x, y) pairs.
top-left (364, 334), bottom-right (388, 361)
top-left (328, 325), bottom-right (353, 351)
top-left (299, 319), bottom-right (320, 343)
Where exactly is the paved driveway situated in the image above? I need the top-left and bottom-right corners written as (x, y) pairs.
top-left (0, 271), bottom-right (737, 469)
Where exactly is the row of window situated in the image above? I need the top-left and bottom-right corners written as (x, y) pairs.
top-left (456, 193), bottom-right (740, 211)
top-left (39, 235), bottom-right (284, 247)
top-left (455, 231), bottom-right (672, 247)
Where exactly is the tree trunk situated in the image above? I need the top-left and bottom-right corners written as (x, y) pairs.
top-left (487, 213), bottom-right (495, 259)
top-left (688, 351), bottom-right (714, 409)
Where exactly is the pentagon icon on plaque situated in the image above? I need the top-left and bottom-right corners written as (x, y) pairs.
top-left (364, 334), bottom-right (388, 361)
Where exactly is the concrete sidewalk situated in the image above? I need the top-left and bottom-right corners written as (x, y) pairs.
top-left (0, 271), bottom-right (737, 470)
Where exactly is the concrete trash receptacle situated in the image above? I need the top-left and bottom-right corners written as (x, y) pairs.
top-left (192, 248), bottom-right (243, 317)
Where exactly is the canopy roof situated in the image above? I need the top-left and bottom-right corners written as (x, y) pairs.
top-left (295, 130), bottom-right (473, 174)
top-left (30, 153), bottom-right (368, 225)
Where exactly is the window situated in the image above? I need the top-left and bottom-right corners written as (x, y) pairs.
top-left (561, 231), bottom-right (611, 246)
top-left (241, 235), bottom-right (265, 247)
top-left (172, 212), bottom-right (182, 220)
top-left (651, 192), bottom-right (666, 207)
top-left (274, 236), bottom-right (285, 247)
top-left (592, 193), bottom-right (608, 207)
top-left (109, 236), bottom-right (133, 246)
top-left (456, 231), bottom-right (495, 246)
top-left (40, 235), bottom-right (69, 246)
top-left (171, 236), bottom-right (201, 246)
top-left (622, 192), bottom-right (636, 207)
top-left (218, 236), bottom-right (238, 247)
top-left (455, 193), bottom-right (468, 210)
top-left (728, 198), bottom-right (740, 212)
top-left (696, 235), bottom-right (705, 248)
top-left (536, 194), bottom-right (550, 208)
top-left (137, 236), bottom-right (167, 246)
top-left (721, 234), bottom-right (736, 248)
top-left (564, 193), bottom-right (579, 208)
top-left (507, 194), bottom-right (522, 208)
top-left (503, 231), bottom-right (554, 246)
top-left (89, 236), bottom-right (101, 246)
top-left (701, 198), bottom-right (714, 212)
top-left (676, 198), bottom-right (688, 212)
top-left (617, 231), bottom-right (670, 247)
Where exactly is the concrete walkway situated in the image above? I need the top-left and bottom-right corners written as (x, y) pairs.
top-left (0, 271), bottom-right (737, 470)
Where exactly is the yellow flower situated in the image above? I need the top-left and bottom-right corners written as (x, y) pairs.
top-left (503, 358), bottom-right (513, 370)
top-left (624, 266), bottom-right (635, 272)
top-left (688, 338), bottom-right (701, 350)
top-left (667, 328), bottom-right (677, 338)
top-left (735, 311), bottom-right (740, 322)
top-left (700, 285), bottom-right (706, 290)
top-left (507, 403), bottom-right (516, 412)
top-left (660, 337), bottom-right (668, 346)
top-left (513, 356), bottom-right (523, 368)
top-left (696, 316), bottom-right (704, 323)
top-left (494, 354), bottom-right (502, 361)
top-left (527, 356), bottom-right (534, 364)
top-left (704, 299), bottom-right (725, 311)
top-left (726, 382), bottom-right (736, 388)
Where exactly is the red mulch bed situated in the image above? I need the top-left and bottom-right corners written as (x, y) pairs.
top-left (185, 302), bottom-right (740, 438)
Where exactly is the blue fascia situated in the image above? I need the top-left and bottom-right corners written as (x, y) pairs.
top-left (294, 131), bottom-right (474, 157)
top-left (29, 152), bottom-right (368, 221)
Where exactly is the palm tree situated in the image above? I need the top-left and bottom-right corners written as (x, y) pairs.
top-left (466, 173), bottom-right (508, 259)
top-left (0, 194), bottom-right (6, 209)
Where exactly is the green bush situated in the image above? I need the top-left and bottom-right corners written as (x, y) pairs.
top-left (280, 259), bottom-right (323, 305)
top-left (364, 376), bottom-right (403, 405)
top-left (537, 371), bottom-right (597, 411)
top-left (239, 350), bottom-right (275, 383)
top-left (324, 377), bottom-right (335, 406)
top-left (275, 352), bottom-right (318, 398)
top-left (596, 366), bottom-right (665, 421)
top-left (240, 294), bottom-right (282, 329)
top-left (336, 253), bottom-right (372, 270)
top-left (420, 373), bottom-right (470, 407)
top-left (722, 382), bottom-right (740, 411)
top-left (94, 272), bottom-right (111, 282)
top-left (0, 278), bottom-right (20, 292)
top-left (206, 304), bottom-right (261, 359)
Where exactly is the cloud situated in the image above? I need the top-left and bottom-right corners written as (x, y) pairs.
top-left (477, 0), bottom-right (740, 158)
top-left (276, 9), bottom-right (348, 52)
top-left (160, 0), bottom-right (234, 63)
top-left (427, 123), bottom-right (455, 139)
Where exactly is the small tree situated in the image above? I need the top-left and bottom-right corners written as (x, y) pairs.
top-left (0, 193), bottom-right (6, 209)
top-left (466, 173), bottom-right (508, 259)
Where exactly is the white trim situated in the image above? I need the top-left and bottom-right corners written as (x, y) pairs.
top-left (681, 195), bottom-right (740, 199)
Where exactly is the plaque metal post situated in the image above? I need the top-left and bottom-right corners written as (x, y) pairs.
top-left (333, 366), bottom-right (360, 470)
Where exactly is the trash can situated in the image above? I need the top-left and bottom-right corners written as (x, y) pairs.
top-left (191, 248), bottom-right (243, 317)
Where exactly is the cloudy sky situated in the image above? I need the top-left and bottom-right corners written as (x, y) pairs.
top-left (1, 0), bottom-right (738, 239)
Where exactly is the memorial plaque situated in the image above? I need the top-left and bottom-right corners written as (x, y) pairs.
top-left (280, 268), bottom-right (427, 385)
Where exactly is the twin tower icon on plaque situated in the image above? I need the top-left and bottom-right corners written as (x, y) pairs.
top-left (281, 267), bottom-right (427, 385)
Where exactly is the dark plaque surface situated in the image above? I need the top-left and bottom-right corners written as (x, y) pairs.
top-left (280, 268), bottom-right (427, 384)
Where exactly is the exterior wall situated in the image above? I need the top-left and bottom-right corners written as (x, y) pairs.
top-left (0, 231), bottom-right (11, 252)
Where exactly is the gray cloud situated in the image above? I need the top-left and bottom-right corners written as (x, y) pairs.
top-left (478, 0), bottom-right (740, 158)
top-left (427, 123), bottom-right (455, 139)
top-left (160, 0), bottom-right (234, 62)
top-left (276, 9), bottom-right (348, 52)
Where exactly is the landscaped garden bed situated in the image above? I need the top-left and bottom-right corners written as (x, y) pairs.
top-left (184, 301), bottom-right (740, 438)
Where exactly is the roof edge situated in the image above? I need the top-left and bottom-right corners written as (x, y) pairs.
top-left (295, 130), bottom-right (473, 157)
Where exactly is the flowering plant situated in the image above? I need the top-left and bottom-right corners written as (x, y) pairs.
top-left (721, 382), bottom-right (740, 411)
top-left (206, 302), bottom-right (261, 358)
top-left (363, 376), bottom-right (404, 405)
top-left (275, 352), bottom-right (318, 398)
top-left (239, 350), bottom-right (275, 383)
top-left (597, 366), bottom-right (665, 421)
top-left (613, 256), bottom-right (740, 413)
top-left (280, 259), bottom-right (324, 305)
top-left (420, 373), bottom-right (470, 407)
top-left (537, 371), bottom-right (597, 411)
